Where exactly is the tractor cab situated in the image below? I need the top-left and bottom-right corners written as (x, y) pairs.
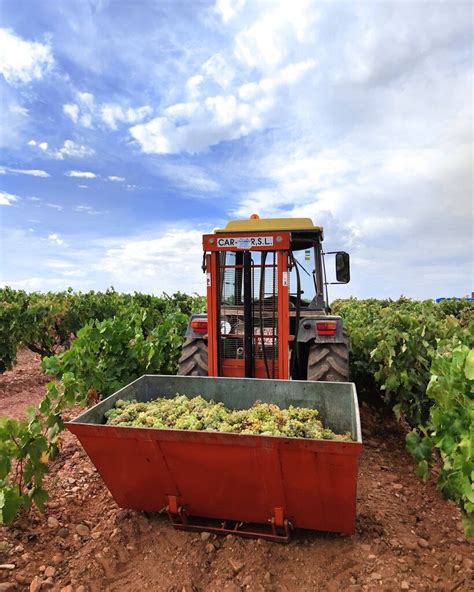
top-left (179, 216), bottom-right (350, 382)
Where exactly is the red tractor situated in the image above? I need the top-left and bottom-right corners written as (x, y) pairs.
top-left (179, 216), bottom-right (350, 382)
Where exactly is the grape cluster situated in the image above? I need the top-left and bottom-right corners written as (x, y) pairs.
top-left (104, 395), bottom-right (352, 441)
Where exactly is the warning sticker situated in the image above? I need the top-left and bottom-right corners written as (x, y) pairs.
top-left (282, 272), bottom-right (288, 287)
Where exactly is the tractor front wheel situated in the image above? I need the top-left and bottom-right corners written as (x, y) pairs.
top-left (307, 342), bottom-right (349, 382)
top-left (177, 338), bottom-right (208, 376)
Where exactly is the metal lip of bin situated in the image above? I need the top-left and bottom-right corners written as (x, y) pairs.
top-left (66, 375), bottom-right (363, 540)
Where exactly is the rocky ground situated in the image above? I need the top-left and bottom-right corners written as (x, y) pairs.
top-left (0, 350), bottom-right (472, 591)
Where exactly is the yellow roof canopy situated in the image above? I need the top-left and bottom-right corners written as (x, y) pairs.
top-left (215, 217), bottom-right (323, 234)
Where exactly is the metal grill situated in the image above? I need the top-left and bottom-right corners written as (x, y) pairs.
top-left (216, 251), bottom-right (279, 378)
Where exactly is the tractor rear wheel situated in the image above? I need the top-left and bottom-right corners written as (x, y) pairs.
top-left (307, 342), bottom-right (349, 382)
top-left (177, 338), bottom-right (208, 376)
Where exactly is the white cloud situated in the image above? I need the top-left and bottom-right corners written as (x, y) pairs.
top-left (185, 75), bottom-right (204, 99)
top-left (45, 203), bottom-right (63, 211)
top-left (100, 104), bottom-right (152, 130)
top-left (0, 190), bottom-right (18, 206)
top-left (0, 28), bottom-right (54, 84)
top-left (63, 103), bottom-right (79, 123)
top-left (0, 166), bottom-right (50, 177)
top-left (97, 227), bottom-right (205, 293)
top-left (77, 92), bottom-right (95, 110)
top-left (48, 233), bottom-right (64, 245)
top-left (158, 163), bottom-right (220, 193)
top-left (79, 113), bottom-right (93, 128)
top-left (74, 204), bottom-right (103, 215)
top-left (46, 259), bottom-right (73, 270)
top-left (130, 59), bottom-right (317, 154)
top-left (202, 53), bottom-right (235, 89)
top-left (63, 94), bottom-right (95, 128)
top-left (29, 138), bottom-right (95, 159)
top-left (65, 170), bottom-right (97, 178)
top-left (9, 104), bottom-right (28, 117)
top-left (107, 176), bottom-right (125, 182)
top-left (1, 224), bottom-right (207, 295)
top-left (234, 0), bottom-right (319, 68)
top-left (215, 0), bottom-right (246, 24)
top-left (55, 140), bottom-right (95, 159)
top-left (0, 91), bottom-right (31, 148)
top-left (63, 91), bottom-right (151, 130)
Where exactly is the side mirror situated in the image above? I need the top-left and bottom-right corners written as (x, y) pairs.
top-left (335, 251), bottom-right (350, 283)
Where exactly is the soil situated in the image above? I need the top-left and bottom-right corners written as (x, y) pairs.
top-left (0, 349), bottom-right (473, 592)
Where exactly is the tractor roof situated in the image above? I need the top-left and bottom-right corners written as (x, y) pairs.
top-left (215, 217), bottom-right (323, 235)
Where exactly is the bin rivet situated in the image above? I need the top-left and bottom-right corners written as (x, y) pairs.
top-left (276, 236), bottom-right (283, 243)
top-left (209, 238), bottom-right (215, 244)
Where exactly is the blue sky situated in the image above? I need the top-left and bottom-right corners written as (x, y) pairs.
top-left (0, 0), bottom-right (472, 299)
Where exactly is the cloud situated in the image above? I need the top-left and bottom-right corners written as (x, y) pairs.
top-left (46, 259), bottom-right (73, 270)
top-left (0, 28), bottom-right (54, 84)
top-left (0, 190), bottom-right (19, 206)
top-left (215, 0), bottom-right (246, 24)
top-left (28, 138), bottom-right (95, 159)
top-left (234, 0), bottom-right (319, 68)
top-left (48, 233), bottom-right (64, 245)
top-left (1, 225), bottom-right (206, 295)
top-left (10, 104), bottom-right (29, 117)
top-left (63, 93), bottom-right (95, 127)
top-left (57, 140), bottom-right (95, 159)
top-left (63, 103), bottom-right (79, 123)
top-left (74, 204), bottom-right (103, 215)
top-left (0, 1), bottom-right (471, 300)
top-left (185, 75), bottom-right (204, 99)
top-left (158, 163), bottom-right (220, 193)
top-left (97, 227), bottom-right (205, 293)
top-left (63, 91), bottom-right (152, 130)
top-left (107, 175), bottom-right (125, 182)
top-left (65, 170), bottom-right (97, 178)
top-left (100, 104), bottom-right (153, 130)
top-left (45, 203), bottom-right (63, 211)
top-left (0, 166), bottom-right (50, 177)
top-left (130, 59), bottom-right (317, 154)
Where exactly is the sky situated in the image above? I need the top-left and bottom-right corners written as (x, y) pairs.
top-left (0, 0), bottom-right (472, 300)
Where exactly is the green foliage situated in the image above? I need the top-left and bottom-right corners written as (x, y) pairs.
top-left (2, 291), bottom-right (473, 531)
top-left (406, 329), bottom-right (474, 535)
top-left (105, 395), bottom-right (351, 440)
top-left (0, 377), bottom-right (80, 524)
top-left (42, 306), bottom-right (191, 399)
top-left (332, 298), bottom-right (472, 424)
top-left (0, 299), bottom-right (24, 372)
top-left (333, 297), bottom-right (474, 534)
top-left (0, 289), bottom-right (204, 523)
top-left (0, 288), bottom-right (206, 370)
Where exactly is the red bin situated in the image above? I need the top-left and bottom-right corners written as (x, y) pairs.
top-left (67, 375), bottom-right (362, 541)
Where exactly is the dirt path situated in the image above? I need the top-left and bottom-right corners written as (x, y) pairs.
top-left (0, 349), bottom-right (49, 419)
top-left (0, 351), bottom-right (472, 591)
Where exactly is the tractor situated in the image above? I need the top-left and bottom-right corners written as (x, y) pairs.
top-left (178, 216), bottom-right (350, 382)
top-left (68, 217), bottom-right (362, 539)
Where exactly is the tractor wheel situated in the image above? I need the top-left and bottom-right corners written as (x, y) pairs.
top-left (177, 338), bottom-right (208, 376)
top-left (307, 342), bottom-right (349, 382)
